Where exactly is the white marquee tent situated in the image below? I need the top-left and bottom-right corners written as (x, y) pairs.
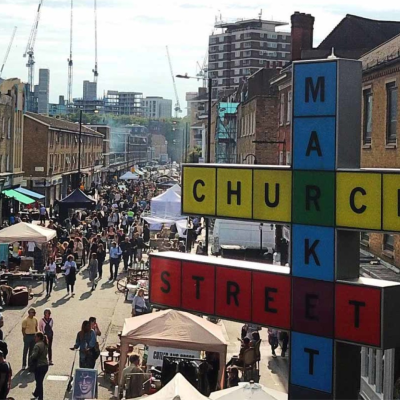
top-left (151, 189), bottom-right (182, 219)
top-left (168, 184), bottom-right (181, 195)
top-left (0, 222), bottom-right (57, 244)
top-left (136, 373), bottom-right (210, 400)
top-left (120, 171), bottom-right (140, 180)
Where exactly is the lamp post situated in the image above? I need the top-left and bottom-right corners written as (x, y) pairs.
top-left (176, 74), bottom-right (213, 255)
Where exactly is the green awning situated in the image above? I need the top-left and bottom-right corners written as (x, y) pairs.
top-left (3, 189), bottom-right (35, 205)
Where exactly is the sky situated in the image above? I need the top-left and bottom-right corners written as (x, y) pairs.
top-left (1, 0), bottom-right (400, 114)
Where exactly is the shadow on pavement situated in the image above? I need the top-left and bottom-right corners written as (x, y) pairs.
top-left (267, 357), bottom-right (289, 389)
top-left (51, 294), bottom-right (71, 308)
top-left (79, 291), bottom-right (92, 301)
top-left (11, 369), bottom-right (35, 389)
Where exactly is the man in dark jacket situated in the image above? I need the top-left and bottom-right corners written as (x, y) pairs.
top-left (120, 237), bottom-right (133, 272)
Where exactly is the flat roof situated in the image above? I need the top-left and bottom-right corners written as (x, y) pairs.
top-left (215, 18), bottom-right (288, 29)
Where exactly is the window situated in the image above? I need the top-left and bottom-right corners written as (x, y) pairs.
top-left (260, 33), bottom-right (264, 38)
top-left (244, 33), bottom-right (251, 39)
top-left (282, 43), bottom-right (287, 49)
top-left (267, 42), bottom-right (277, 48)
top-left (210, 37), bottom-right (217, 44)
top-left (244, 42), bottom-right (251, 48)
top-left (286, 152), bottom-right (291, 165)
top-left (279, 151), bottom-right (284, 165)
top-left (219, 45), bottom-right (224, 51)
top-left (287, 91), bottom-right (292, 123)
top-left (259, 59), bottom-right (265, 65)
top-left (7, 119), bottom-right (11, 139)
top-left (235, 51), bottom-right (240, 58)
top-left (218, 53), bottom-right (223, 60)
top-left (267, 33), bottom-right (277, 39)
top-left (209, 55), bottom-right (216, 61)
top-left (267, 51), bottom-right (277, 57)
top-left (363, 88), bottom-right (373, 144)
top-left (361, 232), bottom-right (369, 245)
top-left (218, 36), bottom-right (224, 43)
top-left (281, 35), bottom-right (286, 40)
top-left (243, 51), bottom-right (251, 57)
top-left (243, 60), bottom-right (250, 66)
top-left (218, 70), bottom-right (223, 77)
top-left (6, 155), bottom-right (9, 172)
top-left (280, 93), bottom-right (285, 125)
top-left (243, 68), bottom-right (251, 75)
top-left (234, 78), bottom-right (240, 84)
top-left (386, 82), bottom-right (397, 143)
top-left (235, 43), bottom-right (240, 49)
top-left (234, 69), bottom-right (240, 75)
top-left (384, 234), bottom-right (394, 251)
top-left (234, 60), bottom-right (240, 66)
top-left (236, 34), bottom-right (241, 40)
top-left (218, 62), bottom-right (223, 68)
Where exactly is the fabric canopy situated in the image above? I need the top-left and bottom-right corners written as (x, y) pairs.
top-left (136, 373), bottom-right (210, 400)
top-left (142, 217), bottom-right (187, 237)
top-left (3, 189), bottom-right (35, 205)
top-left (59, 189), bottom-right (96, 208)
top-left (210, 382), bottom-right (287, 400)
top-left (0, 222), bottom-right (57, 244)
top-left (168, 184), bottom-right (181, 195)
top-left (15, 187), bottom-right (45, 200)
top-left (119, 310), bottom-right (227, 387)
top-left (120, 171), bottom-right (140, 180)
top-left (151, 189), bottom-right (181, 219)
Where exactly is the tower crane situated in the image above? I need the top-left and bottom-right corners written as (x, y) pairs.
top-left (196, 51), bottom-right (208, 88)
top-left (67, 0), bottom-right (73, 107)
top-left (166, 46), bottom-right (182, 118)
top-left (92, 0), bottom-right (98, 83)
top-left (23, 0), bottom-right (44, 91)
top-left (0, 27), bottom-right (17, 79)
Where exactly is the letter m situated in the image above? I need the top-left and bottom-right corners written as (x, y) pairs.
top-left (305, 77), bottom-right (325, 103)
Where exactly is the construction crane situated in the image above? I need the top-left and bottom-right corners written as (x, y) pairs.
top-left (166, 46), bottom-right (182, 118)
top-left (196, 51), bottom-right (208, 88)
top-left (92, 0), bottom-right (98, 83)
top-left (0, 27), bottom-right (17, 79)
top-left (23, 0), bottom-right (44, 91)
top-left (67, 0), bottom-right (73, 107)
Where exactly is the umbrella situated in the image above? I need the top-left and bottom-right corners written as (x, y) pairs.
top-left (210, 382), bottom-right (286, 400)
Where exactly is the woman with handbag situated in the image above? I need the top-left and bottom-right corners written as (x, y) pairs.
top-left (29, 332), bottom-right (49, 400)
top-left (44, 257), bottom-right (57, 297)
top-left (62, 255), bottom-right (77, 297)
top-left (39, 309), bottom-right (54, 365)
top-left (71, 320), bottom-right (96, 368)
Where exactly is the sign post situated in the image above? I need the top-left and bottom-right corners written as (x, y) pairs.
top-left (150, 58), bottom-right (400, 399)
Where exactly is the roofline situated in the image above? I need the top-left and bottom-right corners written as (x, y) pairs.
top-left (346, 13), bottom-right (400, 24)
top-left (215, 19), bottom-right (288, 29)
top-left (24, 114), bottom-right (51, 127)
top-left (360, 31), bottom-right (400, 59)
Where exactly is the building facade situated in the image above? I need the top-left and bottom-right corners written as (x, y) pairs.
top-left (35, 69), bottom-right (50, 115)
top-left (143, 97), bottom-right (172, 119)
top-left (105, 91), bottom-right (143, 116)
top-left (208, 18), bottom-right (291, 99)
top-left (23, 113), bottom-right (104, 204)
top-left (83, 81), bottom-right (97, 101)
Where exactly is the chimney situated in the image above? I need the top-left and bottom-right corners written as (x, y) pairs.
top-left (291, 12), bottom-right (315, 61)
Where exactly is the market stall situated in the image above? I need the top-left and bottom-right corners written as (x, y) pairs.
top-left (136, 373), bottom-right (210, 400)
top-left (119, 310), bottom-right (227, 388)
top-left (210, 382), bottom-right (286, 400)
top-left (58, 189), bottom-right (96, 222)
top-left (0, 222), bottom-right (56, 244)
top-left (120, 171), bottom-right (140, 181)
top-left (150, 190), bottom-right (181, 219)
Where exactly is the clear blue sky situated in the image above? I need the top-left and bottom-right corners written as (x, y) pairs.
top-left (1, 0), bottom-right (399, 111)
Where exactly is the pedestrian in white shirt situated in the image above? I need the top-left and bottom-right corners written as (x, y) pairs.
top-left (45, 257), bottom-right (57, 297)
top-left (27, 241), bottom-right (36, 258)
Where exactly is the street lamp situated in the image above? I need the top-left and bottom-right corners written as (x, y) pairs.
top-left (77, 109), bottom-right (99, 189)
top-left (177, 73), bottom-right (212, 255)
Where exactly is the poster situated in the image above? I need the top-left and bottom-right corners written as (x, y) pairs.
top-left (72, 368), bottom-right (97, 400)
top-left (147, 346), bottom-right (200, 367)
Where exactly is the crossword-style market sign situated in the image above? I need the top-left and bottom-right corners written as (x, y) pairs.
top-left (150, 59), bottom-right (400, 399)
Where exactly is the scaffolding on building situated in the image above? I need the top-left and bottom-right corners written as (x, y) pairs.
top-left (215, 102), bottom-right (239, 163)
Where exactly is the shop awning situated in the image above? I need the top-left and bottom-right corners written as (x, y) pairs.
top-left (15, 187), bottom-right (45, 200)
top-left (3, 189), bottom-right (35, 205)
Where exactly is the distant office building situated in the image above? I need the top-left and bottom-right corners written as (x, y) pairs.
top-left (37, 69), bottom-right (50, 114)
top-left (186, 92), bottom-right (198, 117)
top-left (105, 91), bottom-right (143, 116)
top-left (83, 80), bottom-right (97, 101)
top-left (143, 97), bottom-right (172, 119)
top-left (49, 96), bottom-right (67, 117)
top-left (209, 18), bottom-right (291, 98)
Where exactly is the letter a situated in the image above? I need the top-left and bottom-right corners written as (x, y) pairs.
top-left (306, 131), bottom-right (322, 157)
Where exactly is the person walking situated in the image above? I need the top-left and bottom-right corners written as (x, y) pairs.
top-left (0, 350), bottom-right (11, 399)
top-left (71, 321), bottom-right (96, 368)
top-left (88, 253), bottom-right (98, 291)
top-left (62, 255), bottom-right (77, 296)
top-left (44, 257), bottom-right (57, 297)
top-left (120, 237), bottom-right (132, 272)
top-left (109, 241), bottom-right (122, 282)
top-left (96, 244), bottom-right (106, 280)
top-left (268, 328), bottom-right (279, 358)
top-left (39, 309), bottom-right (54, 365)
top-left (29, 332), bottom-right (49, 400)
top-left (22, 308), bottom-right (38, 370)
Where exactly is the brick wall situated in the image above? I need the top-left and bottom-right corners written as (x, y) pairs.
top-left (361, 64), bottom-right (400, 266)
top-left (23, 116), bottom-right (48, 177)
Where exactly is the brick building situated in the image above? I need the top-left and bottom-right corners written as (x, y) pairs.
top-left (23, 113), bottom-right (104, 204)
top-left (360, 35), bottom-right (400, 268)
top-left (235, 68), bottom-right (279, 164)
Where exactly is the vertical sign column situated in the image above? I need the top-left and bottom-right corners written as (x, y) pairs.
top-left (290, 59), bottom-right (362, 399)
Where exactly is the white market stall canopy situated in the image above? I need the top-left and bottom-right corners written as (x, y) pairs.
top-left (142, 216), bottom-right (187, 237)
top-left (136, 373), bottom-right (210, 400)
top-left (151, 189), bottom-right (182, 219)
top-left (119, 310), bottom-right (227, 387)
top-left (168, 183), bottom-right (181, 195)
top-left (120, 171), bottom-right (140, 180)
top-left (210, 382), bottom-right (287, 400)
top-left (0, 222), bottom-right (57, 244)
